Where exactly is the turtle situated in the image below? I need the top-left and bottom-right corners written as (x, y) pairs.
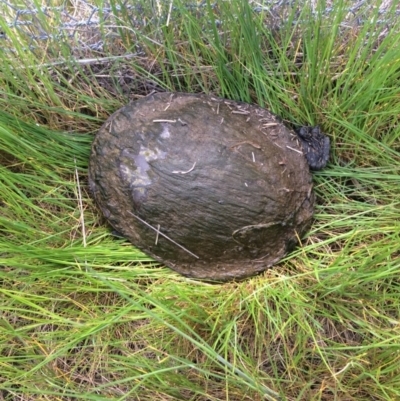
top-left (88, 92), bottom-right (329, 281)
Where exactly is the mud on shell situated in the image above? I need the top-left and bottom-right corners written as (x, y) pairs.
top-left (89, 92), bottom-right (316, 281)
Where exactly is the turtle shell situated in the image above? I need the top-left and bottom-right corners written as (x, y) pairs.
top-left (89, 92), bottom-right (314, 281)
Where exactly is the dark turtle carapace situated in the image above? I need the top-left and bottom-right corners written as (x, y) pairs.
top-left (89, 92), bottom-right (329, 281)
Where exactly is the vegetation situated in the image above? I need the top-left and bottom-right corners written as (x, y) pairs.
top-left (1, 0), bottom-right (399, 400)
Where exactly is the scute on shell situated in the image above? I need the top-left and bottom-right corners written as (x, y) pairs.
top-left (89, 92), bottom-right (315, 281)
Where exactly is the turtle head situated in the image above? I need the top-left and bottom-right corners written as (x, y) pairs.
top-left (295, 126), bottom-right (330, 170)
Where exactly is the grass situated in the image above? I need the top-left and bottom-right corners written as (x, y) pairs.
top-left (1, 0), bottom-right (400, 400)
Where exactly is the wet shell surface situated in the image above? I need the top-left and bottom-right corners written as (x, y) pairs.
top-left (89, 92), bottom-right (315, 281)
